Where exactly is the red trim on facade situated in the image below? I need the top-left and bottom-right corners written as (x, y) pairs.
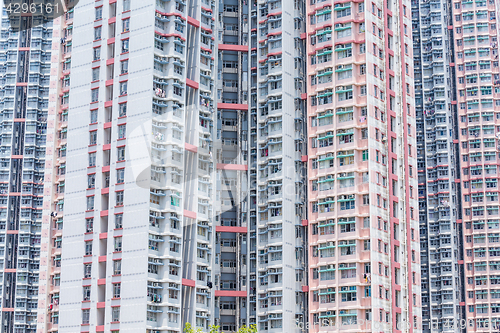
top-left (183, 210), bottom-right (197, 219)
top-left (187, 16), bottom-right (200, 27)
top-left (217, 103), bottom-right (248, 110)
top-left (214, 290), bottom-right (247, 297)
top-left (215, 226), bottom-right (247, 233)
top-left (216, 163), bottom-right (248, 171)
top-left (218, 44), bottom-right (248, 52)
top-left (185, 143), bottom-right (198, 153)
top-left (186, 78), bottom-right (199, 89)
top-left (182, 278), bottom-right (196, 287)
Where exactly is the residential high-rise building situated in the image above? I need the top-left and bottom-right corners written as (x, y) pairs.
top-left (452, 0), bottom-right (500, 331)
top-left (35, 0), bottom-right (308, 332)
top-left (0, 2), bottom-right (61, 332)
top-left (214, 0), bottom-right (308, 331)
top-left (36, 6), bottom-right (72, 333)
top-left (5, 0), bottom-right (486, 332)
top-left (411, 0), bottom-right (466, 330)
top-left (305, 0), bottom-right (422, 331)
top-left (244, 0), bottom-right (309, 332)
top-left (39, 0), bottom-right (219, 332)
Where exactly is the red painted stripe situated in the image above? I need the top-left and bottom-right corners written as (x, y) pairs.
top-left (184, 210), bottom-right (196, 219)
top-left (185, 143), bottom-right (198, 153)
top-left (186, 78), bottom-right (199, 89)
top-left (187, 16), bottom-right (200, 28)
top-left (182, 278), bottom-right (196, 287)
top-left (216, 163), bottom-right (248, 171)
top-left (214, 290), bottom-right (247, 297)
top-left (216, 226), bottom-right (247, 233)
top-left (218, 44), bottom-right (248, 52)
top-left (217, 103), bottom-right (248, 110)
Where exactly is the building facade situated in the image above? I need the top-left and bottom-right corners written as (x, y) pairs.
top-left (453, 0), bottom-right (500, 331)
top-left (31, 0), bottom-right (310, 332)
top-left (411, 0), bottom-right (465, 330)
top-left (1, 0), bottom-right (479, 332)
top-left (214, 0), bottom-right (309, 331)
top-left (39, 0), bottom-right (218, 332)
top-left (0, 2), bottom-right (60, 332)
top-left (306, 0), bottom-right (422, 331)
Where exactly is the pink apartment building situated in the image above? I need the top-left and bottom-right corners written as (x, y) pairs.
top-left (454, 0), bottom-right (500, 330)
top-left (306, 0), bottom-right (422, 331)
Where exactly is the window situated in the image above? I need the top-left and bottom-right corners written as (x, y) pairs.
top-left (95, 6), bottom-right (103, 20)
top-left (122, 18), bottom-right (130, 33)
top-left (86, 218), bottom-right (93, 233)
top-left (94, 26), bottom-right (102, 40)
top-left (112, 307), bottom-right (120, 322)
top-left (119, 61), bottom-right (129, 76)
top-left (82, 309), bottom-right (90, 324)
top-left (113, 260), bottom-right (122, 275)
top-left (87, 174), bottom-right (96, 189)
top-left (118, 125), bottom-right (126, 139)
top-left (117, 147), bottom-right (125, 161)
top-left (113, 283), bottom-right (121, 298)
top-left (90, 110), bottom-right (98, 123)
top-left (360, 85), bottom-right (367, 95)
top-left (83, 286), bottom-right (91, 301)
top-left (121, 39), bottom-right (129, 53)
top-left (91, 88), bottom-right (99, 103)
top-left (123, 0), bottom-right (130, 11)
top-left (92, 67), bottom-right (100, 81)
top-left (360, 64), bottom-right (366, 75)
top-left (89, 131), bottom-right (97, 145)
top-left (363, 194), bottom-right (369, 205)
top-left (119, 103), bottom-right (127, 117)
top-left (117, 168), bottom-right (125, 183)
top-left (86, 196), bottom-right (94, 211)
top-left (115, 214), bottom-right (123, 229)
top-left (119, 81), bottom-right (128, 96)
top-left (84, 263), bottom-right (92, 278)
top-left (89, 152), bottom-right (96, 167)
top-left (85, 241), bottom-right (92, 256)
top-left (93, 47), bottom-right (101, 61)
top-left (114, 237), bottom-right (123, 252)
top-left (116, 191), bottom-right (124, 206)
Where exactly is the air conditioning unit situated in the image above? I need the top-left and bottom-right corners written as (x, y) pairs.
top-left (381, 136), bottom-right (387, 142)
